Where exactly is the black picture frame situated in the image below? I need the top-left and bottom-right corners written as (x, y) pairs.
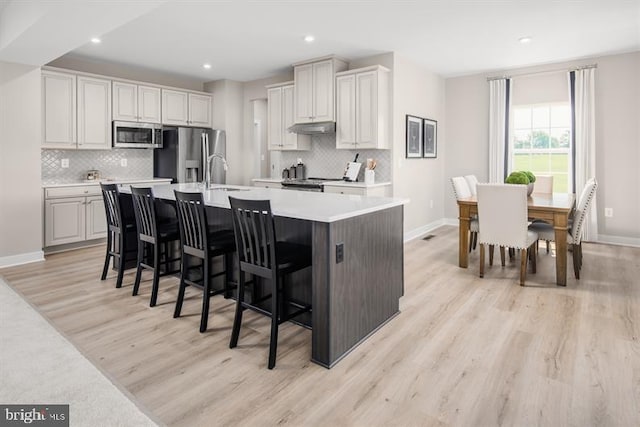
top-left (423, 118), bottom-right (437, 158)
top-left (406, 115), bottom-right (423, 158)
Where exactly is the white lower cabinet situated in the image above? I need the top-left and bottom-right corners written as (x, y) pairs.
top-left (252, 180), bottom-right (283, 189)
top-left (44, 186), bottom-right (105, 247)
top-left (322, 185), bottom-right (389, 197)
top-left (45, 197), bottom-right (86, 246)
top-left (43, 180), bottom-right (171, 248)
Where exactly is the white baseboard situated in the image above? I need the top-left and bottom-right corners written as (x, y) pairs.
top-left (0, 251), bottom-right (45, 269)
top-left (404, 219), bottom-right (448, 242)
top-left (597, 234), bottom-right (640, 248)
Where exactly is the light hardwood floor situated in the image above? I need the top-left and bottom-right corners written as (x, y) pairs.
top-left (2, 225), bottom-right (639, 426)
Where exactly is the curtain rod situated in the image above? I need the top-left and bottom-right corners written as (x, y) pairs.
top-left (486, 63), bottom-right (597, 81)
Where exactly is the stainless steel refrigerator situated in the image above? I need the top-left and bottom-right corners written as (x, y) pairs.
top-left (154, 127), bottom-right (226, 184)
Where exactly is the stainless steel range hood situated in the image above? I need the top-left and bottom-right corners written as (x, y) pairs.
top-left (287, 121), bottom-right (335, 135)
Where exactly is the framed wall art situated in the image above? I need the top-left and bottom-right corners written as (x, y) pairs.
top-left (423, 118), bottom-right (437, 158)
top-left (405, 115), bottom-right (423, 158)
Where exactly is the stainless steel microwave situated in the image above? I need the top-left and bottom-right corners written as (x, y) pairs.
top-left (113, 121), bottom-right (163, 148)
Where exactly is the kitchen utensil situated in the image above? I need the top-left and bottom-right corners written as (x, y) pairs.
top-left (282, 168), bottom-right (290, 179)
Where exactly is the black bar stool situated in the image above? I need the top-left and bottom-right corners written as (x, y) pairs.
top-left (173, 190), bottom-right (236, 333)
top-left (100, 183), bottom-right (137, 288)
top-left (228, 197), bottom-right (312, 369)
top-left (130, 187), bottom-right (182, 307)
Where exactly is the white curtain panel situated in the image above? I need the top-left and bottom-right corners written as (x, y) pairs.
top-left (572, 68), bottom-right (598, 242)
top-left (488, 79), bottom-right (510, 183)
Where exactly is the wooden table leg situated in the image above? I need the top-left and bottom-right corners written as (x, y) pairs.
top-left (459, 204), bottom-right (470, 268)
top-left (554, 212), bottom-right (569, 286)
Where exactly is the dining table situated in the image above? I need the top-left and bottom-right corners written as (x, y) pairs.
top-left (457, 192), bottom-right (576, 286)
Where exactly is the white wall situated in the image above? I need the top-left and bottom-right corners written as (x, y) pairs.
top-left (444, 51), bottom-right (640, 244)
top-left (242, 73), bottom-right (293, 180)
top-left (392, 54), bottom-right (447, 237)
top-left (0, 61), bottom-right (43, 266)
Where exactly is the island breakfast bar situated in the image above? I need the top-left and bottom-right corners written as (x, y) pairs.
top-left (126, 183), bottom-right (408, 368)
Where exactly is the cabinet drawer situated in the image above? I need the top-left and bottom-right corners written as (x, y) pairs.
top-left (45, 185), bottom-right (101, 198)
top-left (323, 185), bottom-right (365, 196)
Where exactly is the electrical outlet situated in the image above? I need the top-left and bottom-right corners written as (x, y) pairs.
top-left (430, 199), bottom-right (434, 209)
top-left (61, 158), bottom-right (69, 168)
top-left (604, 208), bottom-right (613, 217)
top-left (120, 158), bottom-right (128, 167)
top-left (261, 154), bottom-right (265, 161)
top-left (336, 242), bottom-right (344, 264)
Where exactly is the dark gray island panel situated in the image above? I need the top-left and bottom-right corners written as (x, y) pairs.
top-left (312, 205), bottom-right (404, 367)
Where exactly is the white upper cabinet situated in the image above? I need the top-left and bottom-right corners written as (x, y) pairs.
top-left (77, 76), bottom-right (112, 150)
top-left (162, 89), bottom-right (212, 127)
top-left (336, 65), bottom-right (390, 150)
top-left (188, 93), bottom-right (212, 127)
top-left (293, 56), bottom-right (348, 124)
top-left (267, 82), bottom-right (310, 151)
top-left (162, 89), bottom-right (189, 125)
top-left (42, 71), bottom-right (111, 150)
top-left (42, 70), bottom-right (77, 148)
top-left (113, 81), bottom-right (161, 123)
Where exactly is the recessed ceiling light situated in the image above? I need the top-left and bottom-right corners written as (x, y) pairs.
top-left (519, 36), bottom-right (532, 44)
top-left (304, 35), bottom-right (315, 43)
top-left (90, 37), bottom-right (101, 44)
top-left (203, 63), bottom-right (212, 69)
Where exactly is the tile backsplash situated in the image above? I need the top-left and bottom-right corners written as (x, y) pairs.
top-left (41, 149), bottom-right (153, 184)
top-left (279, 134), bottom-right (391, 182)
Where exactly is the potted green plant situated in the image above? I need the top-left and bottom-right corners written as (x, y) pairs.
top-left (505, 171), bottom-right (535, 196)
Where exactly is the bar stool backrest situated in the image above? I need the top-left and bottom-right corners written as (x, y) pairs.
top-left (174, 190), bottom-right (209, 258)
top-left (101, 183), bottom-right (123, 231)
top-left (228, 197), bottom-right (277, 280)
top-left (131, 187), bottom-right (158, 242)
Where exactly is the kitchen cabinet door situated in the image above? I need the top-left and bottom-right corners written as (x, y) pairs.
top-left (336, 74), bottom-right (356, 149)
top-left (188, 93), bottom-right (212, 127)
top-left (293, 63), bottom-right (314, 124)
top-left (355, 71), bottom-right (378, 149)
top-left (42, 71), bottom-right (76, 148)
top-left (77, 76), bottom-right (112, 150)
top-left (335, 65), bottom-right (390, 150)
top-left (267, 84), bottom-right (310, 151)
top-left (267, 87), bottom-right (283, 149)
top-left (112, 81), bottom-right (138, 122)
top-left (312, 59), bottom-right (335, 122)
top-left (45, 197), bottom-right (86, 246)
top-left (162, 89), bottom-right (189, 125)
top-left (138, 85), bottom-right (162, 123)
top-left (85, 196), bottom-right (107, 240)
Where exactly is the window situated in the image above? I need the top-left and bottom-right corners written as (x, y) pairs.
top-left (510, 103), bottom-right (572, 192)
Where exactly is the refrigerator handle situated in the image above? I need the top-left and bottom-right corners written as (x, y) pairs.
top-left (202, 132), bottom-right (210, 187)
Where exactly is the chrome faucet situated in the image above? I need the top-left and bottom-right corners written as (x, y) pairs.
top-left (205, 153), bottom-right (228, 188)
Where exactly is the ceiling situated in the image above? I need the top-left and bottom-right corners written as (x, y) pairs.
top-left (1, 0), bottom-right (639, 83)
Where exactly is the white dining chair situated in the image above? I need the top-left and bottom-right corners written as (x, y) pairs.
top-left (477, 184), bottom-right (539, 286)
top-left (451, 176), bottom-right (479, 251)
top-left (529, 177), bottom-right (598, 279)
top-left (464, 175), bottom-right (479, 196)
top-left (533, 175), bottom-right (554, 195)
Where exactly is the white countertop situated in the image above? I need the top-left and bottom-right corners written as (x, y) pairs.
top-left (42, 178), bottom-right (173, 188)
top-left (125, 183), bottom-right (408, 223)
top-left (251, 178), bottom-right (391, 188)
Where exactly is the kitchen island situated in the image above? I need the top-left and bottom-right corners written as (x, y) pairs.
top-left (129, 183), bottom-right (407, 368)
